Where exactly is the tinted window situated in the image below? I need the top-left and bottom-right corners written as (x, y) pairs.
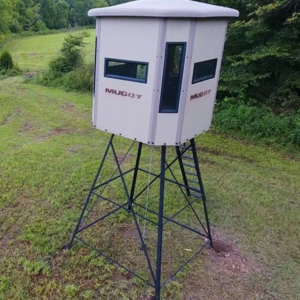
top-left (192, 58), bottom-right (217, 84)
top-left (104, 58), bottom-right (148, 83)
top-left (159, 43), bottom-right (186, 113)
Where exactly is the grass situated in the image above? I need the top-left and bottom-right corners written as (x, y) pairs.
top-left (2, 29), bottom-right (95, 71)
top-left (1, 76), bottom-right (300, 299)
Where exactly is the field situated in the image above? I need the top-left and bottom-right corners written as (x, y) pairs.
top-left (1, 33), bottom-right (300, 299)
top-left (2, 29), bottom-right (95, 71)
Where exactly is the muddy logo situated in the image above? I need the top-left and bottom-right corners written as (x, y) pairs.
top-left (105, 88), bottom-right (142, 99)
top-left (190, 89), bottom-right (212, 101)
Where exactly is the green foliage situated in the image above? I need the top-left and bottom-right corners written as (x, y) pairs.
top-left (40, 0), bottom-right (57, 29)
top-left (0, 0), bottom-right (15, 34)
top-left (0, 0), bottom-right (107, 35)
top-left (0, 51), bottom-right (14, 70)
top-left (40, 63), bottom-right (94, 92)
top-left (73, 0), bottom-right (108, 26)
top-left (0, 276), bottom-right (9, 293)
top-left (214, 100), bottom-right (300, 146)
top-left (49, 31), bottom-right (90, 73)
top-left (65, 284), bottom-right (80, 297)
top-left (34, 20), bottom-right (48, 32)
top-left (212, 0), bottom-right (300, 113)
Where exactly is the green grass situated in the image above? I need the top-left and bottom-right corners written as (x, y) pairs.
top-left (2, 29), bottom-right (95, 71)
top-left (1, 76), bottom-right (300, 299)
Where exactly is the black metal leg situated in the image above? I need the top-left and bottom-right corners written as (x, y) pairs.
top-left (111, 141), bottom-right (156, 283)
top-left (155, 146), bottom-right (166, 300)
top-left (176, 146), bottom-right (191, 196)
top-left (190, 139), bottom-right (213, 248)
top-left (128, 142), bottom-right (143, 210)
top-left (69, 137), bottom-right (213, 296)
top-left (69, 134), bottom-right (115, 249)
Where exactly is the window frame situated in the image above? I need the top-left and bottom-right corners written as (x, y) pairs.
top-left (104, 58), bottom-right (149, 84)
top-left (159, 42), bottom-right (187, 114)
top-left (192, 58), bottom-right (218, 84)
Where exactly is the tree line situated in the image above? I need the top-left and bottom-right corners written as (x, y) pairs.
top-left (0, 0), bottom-right (108, 33)
top-left (1, 0), bottom-right (299, 114)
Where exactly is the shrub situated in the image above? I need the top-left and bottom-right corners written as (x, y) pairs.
top-left (39, 63), bottom-right (94, 92)
top-left (0, 51), bottom-right (14, 70)
top-left (213, 99), bottom-right (300, 146)
top-left (49, 31), bottom-right (90, 73)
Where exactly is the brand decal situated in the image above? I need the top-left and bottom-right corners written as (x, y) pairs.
top-left (190, 89), bottom-right (211, 101)
top-left (105, 88), bottom-right (142, 99)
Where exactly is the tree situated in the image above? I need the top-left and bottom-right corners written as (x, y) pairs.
top-left (56, 0), bottom-right (69, 29)
top-left (0, 0), bottom-right (15, 34)
top-left (0, 51), bottom-right (14, 70)
top-left (73, 0), bottom-right (108, 26)
top-left (211, 0), bottom-right (300, 113)
top-left (40, 0), bottom-right (56, 29)
top-left (49, 31), bottom-right (90, 73)
top-left (16, 0), bottom-right (41, 31)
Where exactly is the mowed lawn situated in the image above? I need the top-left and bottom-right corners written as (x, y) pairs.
top-left (0, 76), bottom-right (300, 299)
top-left (2, 29), bottom-right (95, 71)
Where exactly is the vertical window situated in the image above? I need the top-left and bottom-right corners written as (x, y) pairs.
top-left (159, 43), bottom-right (186, 113)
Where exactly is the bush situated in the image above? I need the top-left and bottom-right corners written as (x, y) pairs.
top-left (0, 51), bottom-right (14, 70)
top-left (213, 99), bottom-right (300, 146)
top-left (49, 31), bottom-right (90, 73)
top-left (38, 63), bottom-right (94, 92)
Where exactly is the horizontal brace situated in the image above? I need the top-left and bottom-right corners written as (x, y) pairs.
top-left (161, 241), bottom-right (210, 289)
top-left (187, 178), bottom-right (199, 185)
top-left (75, 237), bottom-right (155, 288)
top-left (163, 197), bottom-right (201, 226)
top-left (93, 168), bottom-right (135, 191)
top-left (182, 155), bottom-right (194, 161)
top-left (77, 203), bottom-right (127, 233)
top-left (92, 192), bottom-right (128, 209)
top-left (138, 168), bottom-right (201, 194)
top-left (190, 193), bottom-right (202, 198)
top-left (133, 202), bottom-right (207, 238)
top-left (185, 171), bottom-right (198, 177)
top-left (179, 146), bottom-right (192, 151)
top-left (182, 163), bottom-right (196, 168)
top-left (134, 211), bottom-right (158, 226)
top-left (132, 148), bottom-right (190, 202)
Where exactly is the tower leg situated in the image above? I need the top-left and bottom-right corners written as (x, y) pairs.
top-left (190, 138), bottom-right (213, 247)
top-left (155, 146), bottom-right (166, 300)
top-left (68, 134), bottom-right (114, 249)
top-left (128, 142), bottom-right (143, 210)
top-left (176, 146), bottom-right (191, 196)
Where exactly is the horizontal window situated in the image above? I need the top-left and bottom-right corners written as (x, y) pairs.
top-left (104, 58), bottom-right (148, 83)
top-left (192, 58), bottom-right (217, 84)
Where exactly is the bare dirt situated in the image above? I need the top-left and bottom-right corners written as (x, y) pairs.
top-left (115, 152), bottom-right (134, 164)
top-left (36, 128), bottom-right (75, 141)
top-left (197, 146), bottom-right (256, 164)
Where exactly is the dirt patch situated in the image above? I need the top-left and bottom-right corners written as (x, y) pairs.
top-left (115, 152), bottom-right (134, 164)
top-left (197, 146), bottom-right (256, 164)
top-left (209, 230), bottom-right (254, 274)
top-left (65, 145), bottom-right (82, 153)
top-left (36, 128), bottom-right (75, 141)
top-left (22, 122), bottom-right (34, 133)
top-left (1, 112), bottom-right (12, 125)
top-left (200, 157), bottom-right (218, 166)
top-left (61, 102), bottom-right (75, 111)
top-left (181, 229), bottom-right (260, 300)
